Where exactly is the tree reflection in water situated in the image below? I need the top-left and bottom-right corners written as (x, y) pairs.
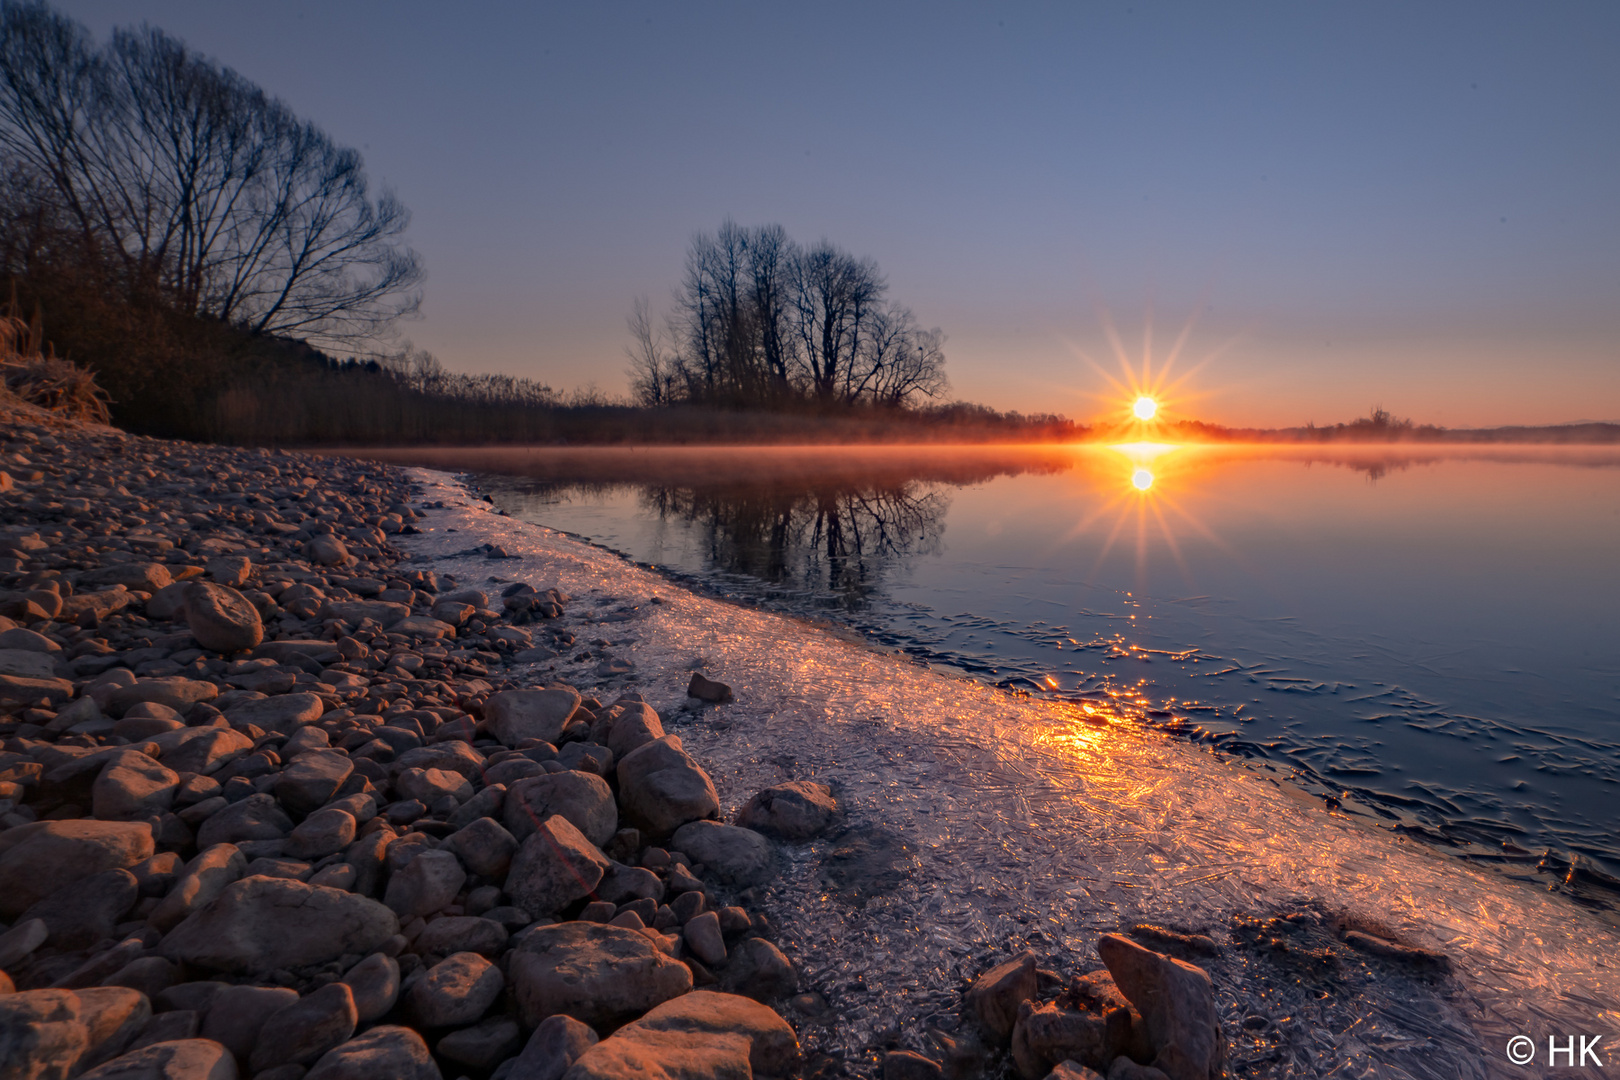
top-left (641, 480), bottom-right (948, 606)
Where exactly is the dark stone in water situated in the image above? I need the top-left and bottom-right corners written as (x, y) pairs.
top-left (819, 827), bottom-right (911, 903)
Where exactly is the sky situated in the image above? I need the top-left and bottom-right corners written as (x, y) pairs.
top-left (56, 1), bottom-right (1620, 428)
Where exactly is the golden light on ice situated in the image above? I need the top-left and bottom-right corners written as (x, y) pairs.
top-left (1133, 396), bottom-right (1158, 420)
top-left (1132, 467), bottom-right (1154, 490)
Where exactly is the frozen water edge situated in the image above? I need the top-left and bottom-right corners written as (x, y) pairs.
top-left (403, 469), bottom-right (1619, 1079)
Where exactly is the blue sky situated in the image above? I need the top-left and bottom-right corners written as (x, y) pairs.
top-left (58, 1), bottom-right (1620, 426)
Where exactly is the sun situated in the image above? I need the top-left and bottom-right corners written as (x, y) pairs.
top-left (1131, 467), bottom-right (1154, 490)
top-left (1132, 396), bottom-right (1158, 421)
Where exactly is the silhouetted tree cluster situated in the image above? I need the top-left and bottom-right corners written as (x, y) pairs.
top-left (628, 220), bottom-right (948, 410)
top-left (0, 0), bottom-right (420, 350)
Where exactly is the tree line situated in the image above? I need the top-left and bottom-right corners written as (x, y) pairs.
top-left (628, 220), bottom-right (948, 411)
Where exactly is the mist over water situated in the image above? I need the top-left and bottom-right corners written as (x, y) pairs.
top-left (372, 443), bottom-right (1620, 882)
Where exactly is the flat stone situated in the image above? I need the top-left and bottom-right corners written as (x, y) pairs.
top-left (105, 678), bottom-right (219, 717)
top-left (615, 736), bottom-right (720, 837)
top-left (0, 672), bottom-right (75, 705)
top-left (884, 1050), bottom-right (945, 1080)
top-left (224, 692), bottom-right (324, 734)
top-left (80, 562), bottom-right (173, 593)
top-left (0, 647), bottom-right (62, 679)
top-left (76, 1037), bottom-right (238, 1080)
top-left (505, 771), bottom-right (617, 848)
top-left (250, 982), bottom-right (359, 1072)
top-left (564, 990), bottom-right (798, 1080)
top-left (305, 1025), bottom-right (442, 1080)
top-left (669, 821), bottom-right (777, 887)
top-left (510, 921), bottom-right (693, 1030)
top-left (184, 582), bottom-right (264, 654)
top-left (318, 600), bottom-right (410, 627)
top-left (408, 951), bottom-right (504, 1028)
top-left (484, 688), bottom-right (580, 747)
top-left (0, 819), bottom-right (154, 918)
top-left (504, 816), bottom-right (611, 917)
top-left (162, 876), bottom-right (399, 974)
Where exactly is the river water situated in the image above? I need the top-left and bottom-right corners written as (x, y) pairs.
top-left (370, 443), bottom-right (1620, 881)
top-left (386, 457), bottom-right (1620, 1079)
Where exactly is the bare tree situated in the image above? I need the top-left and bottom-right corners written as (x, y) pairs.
top-left (789, 240), bottom-right (883, 403)
top-left (0, 1), bottom-right (421, 349)
top-left (625, 294), bottom-right (677, 406)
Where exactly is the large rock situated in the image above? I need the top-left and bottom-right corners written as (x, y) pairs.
top-left (0, 648), bottom-right (62, 679)
top-left (383, 849), bottom-right (466, 920)
top-left (106, 678), bottom-right (218, 718)
top-left (1011, 999), bottom-right (1127, 1080)
top-left (223, 693), bottom-right (324, 734)
top-left (395, 767), bottom-right (472, 806)
top-left (1097, 935), bottom-right (1223, 1080)
top-left (304, 535), bottom-right (351, 568)
top-left (0, 987), bottom-right (151, 1080)
top-left (504, 816), bottom-right (611, 917)
top-left (413, 916), bottom-right (509, 960)
top-left (199, 984), bottom-right (295, 1061)
top-left (162, 876), bottom-right (399, 974)
top-left (735, 781), bottom-right (840, 841)
top-left (146, 728), bottom-right (252, 776)
top-left (284, 808), bottom-right (357, 861)
top-left (183, 582), bottom-right (263, 654)
top-left (340, 954), bottom-right (400, 1024)
top-left (510, 922), bottom-right (693, 1030)
top-left (93, 751), bottom-right (180, 822)
top-left (720, 938), bottom-right (798, 1002)
top-left (508, 1014), bottom-right (597, 1080)
top-left (149, 845), bottom-right (246, 933)
top-left (20, 868), bottom-right (140, 949)
top-left (408, 952), bottom-right (504, 1028)
top-left (305, 1026), bottom-right (442, 1080)
top-left (615, 736), bottom-right (719, 837)
top-left (77, 1038), bottom-right (238, 1079)
top-left (441, 817), bottom-right (518, 880)
top-left (590, 701), bottom-right (664, 759)
top-left (966, 951), bottom-right (1038, 1043)
top-left (505, 772), bottom-right (617, 847)
top-left (274, 750), bottom-right (353, 814)
top-left (485, 688), bottom-right (580, 747)
top-left (669, 821), bottom-right (776, 888)
top-left (0, 819), bottom-right (154, 917)
top-left (563, 991), bottom-right (799, 1080)
top-left (195, 794), bottom-right (291, 848)
top-left (250, 982), bottom-right (358, 1072)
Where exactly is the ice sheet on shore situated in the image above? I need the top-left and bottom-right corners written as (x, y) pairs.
top-left (407, 469), bottom-right (1620, 1079)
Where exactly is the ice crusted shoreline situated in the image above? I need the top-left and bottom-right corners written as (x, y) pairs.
top-left (411, 467), bottom-right (1620, 1079)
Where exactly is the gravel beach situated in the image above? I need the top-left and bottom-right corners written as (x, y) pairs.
top-left (0, 411), bottom-right (1616, 1080)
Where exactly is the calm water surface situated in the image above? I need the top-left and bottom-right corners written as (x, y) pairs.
top-left (385, 444), bottom-right (1620, 878)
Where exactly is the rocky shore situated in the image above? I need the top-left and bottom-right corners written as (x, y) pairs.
top-left (0, 415), bottom-right (1243, 1080)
